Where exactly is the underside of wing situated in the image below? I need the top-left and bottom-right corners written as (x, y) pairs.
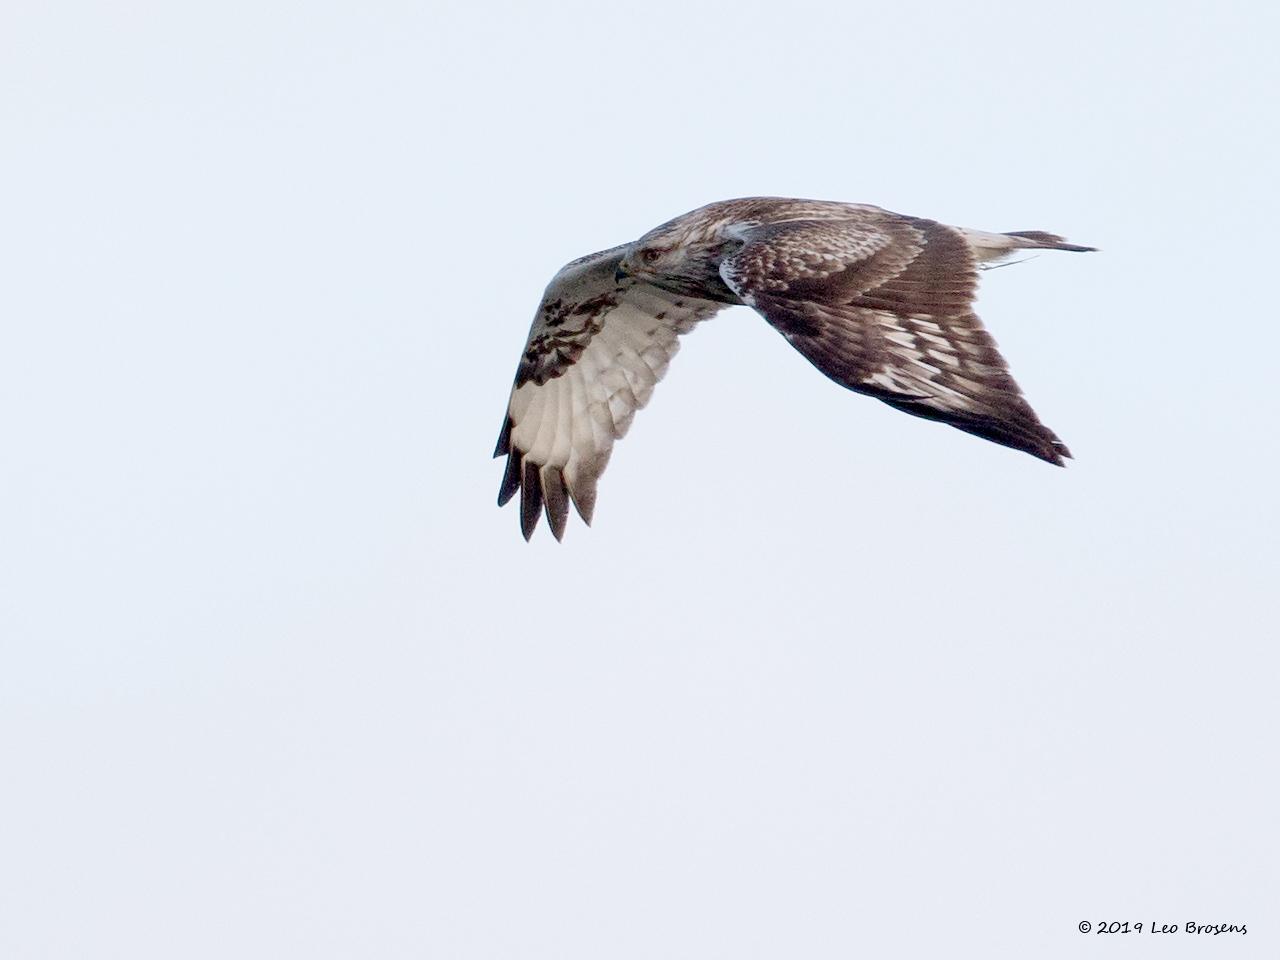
top-left (720, 214), bottom-right (1071, 464)
top-left (495, 249), bottom-right (723, 540)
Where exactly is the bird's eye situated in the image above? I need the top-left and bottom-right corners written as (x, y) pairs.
top-left (641, 248), bottom-right (662, 264)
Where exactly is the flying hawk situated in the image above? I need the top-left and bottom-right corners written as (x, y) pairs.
top-left (495, 197), bottom-right (1093, 540)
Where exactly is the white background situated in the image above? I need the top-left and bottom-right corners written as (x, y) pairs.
top-left (2, 1), bottom-right (1276, 957)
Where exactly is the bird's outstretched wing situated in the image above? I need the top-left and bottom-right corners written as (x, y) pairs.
top-left (720, 214), bottom-right (1072, 464)
top-left (495, 247), bottom-right (723, 540)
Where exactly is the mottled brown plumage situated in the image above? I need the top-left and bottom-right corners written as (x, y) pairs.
top-left (495, 197), bottom-right (1094, 540)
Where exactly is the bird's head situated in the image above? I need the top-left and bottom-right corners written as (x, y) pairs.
top-left (616, 240), bottom-right (684, 283)
top-left (616, 227), bottom-right (738, 301)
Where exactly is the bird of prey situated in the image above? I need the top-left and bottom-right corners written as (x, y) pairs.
top-left (494, 197), bottom-right (1093, 540)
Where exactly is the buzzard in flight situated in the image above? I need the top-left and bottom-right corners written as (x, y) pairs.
top-left (495, 197), bottom-right (1093, 540)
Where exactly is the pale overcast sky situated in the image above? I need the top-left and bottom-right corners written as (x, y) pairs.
top-left (2, 1), bottom-right (1276, 957)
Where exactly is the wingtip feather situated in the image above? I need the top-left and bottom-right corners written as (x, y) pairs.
top-left (569, 483), bottom-right (596, 526)
top-left (497, 450), bottom-right (521, 506)
top-left (541, 467), bottom-right (569, 542)
top-left (519, 460), bottom-right (542, 541)
top-left (494, 415), bottom-right (513, 458)
top-left (1029, 434), bottom-right (1072, 467)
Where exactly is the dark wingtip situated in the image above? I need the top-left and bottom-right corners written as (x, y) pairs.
top-left (497, 450), bottom-right (521, 506)
top-left (519, 460), bottom-right (542, 541)
top-left (493, 415), bottom-right (513, 458)
top-left (567, 478), bottom-right (596, 527)
top-left (542, 468), bottom-right (569, 542)
top-left (1035, 437), bottom-right (1072, 467)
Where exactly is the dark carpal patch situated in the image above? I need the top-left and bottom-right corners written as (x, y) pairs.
top-left (515, 301), bottom-right (615, 388)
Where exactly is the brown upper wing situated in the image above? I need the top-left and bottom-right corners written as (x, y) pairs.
top-left (719, 214), bottom-right (1071, 464)
top-left (495, 247), bottom-right (724, 540)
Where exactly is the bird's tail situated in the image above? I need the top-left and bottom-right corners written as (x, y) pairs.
top-left (1000, 230), bottom-right (1097, 253)
top-left (956, 226), bottom-right (1097, 263)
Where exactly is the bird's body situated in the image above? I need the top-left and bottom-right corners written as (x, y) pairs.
top-left (495, 197), bottom-right (1094, 540)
